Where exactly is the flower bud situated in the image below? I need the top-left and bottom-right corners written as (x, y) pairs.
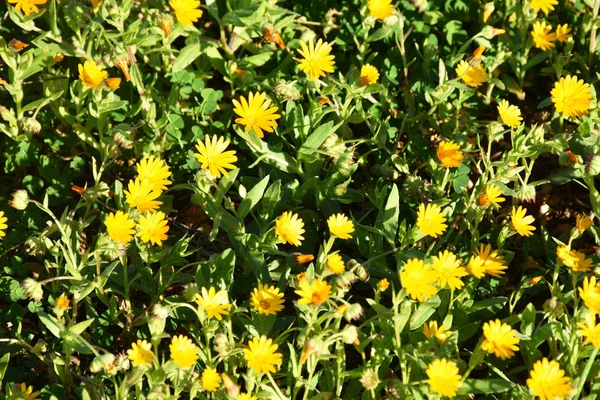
top-left (274, 79), bottom-right (301, 101)
top-left (559, 150), bottom-right (580, 166)
top-left (9, 189), bottom-right (29, 210)
top-left (341, 325), bottom-right (359, 344)
top-left (295, 254), bottom-right (314, 265)
top-left (21, 118), bottom-right (41, 134)
top-left (543, 297), bottom-right (564, 319)
top-left (22, 278), bottom-right (43, 302)
top-left (482, 2), bottom-right (495, 23)
top-left (343, 303), bottom-right (364, 322)
top-left (360, 368), bottom-right (380, 390)
top-left (334, 271), bottom-right (357, 289)
top-left (90, 353), bottom-right (116, 373)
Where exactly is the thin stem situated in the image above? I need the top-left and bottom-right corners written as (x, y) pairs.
top-left (574, 345), bottom-right (600, 399)
top-left (267, 373), bottom-right (286, 400)
top-left (589, 0), bottom-right (600, 70)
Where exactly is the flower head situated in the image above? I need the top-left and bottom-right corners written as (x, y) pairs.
top-left (8, 0), bottom-right (46, 16)
top-left (295, 278), bottom-right (332, 306)
top-left (431, 250), bottom-right (468, 290)
top-left (106, 77), bottom-right (120, 89)
top-left (105, 211), bottom-right (136, 244)
top-left (360, 64), bottom-right (380, 86)
top-left (327, 252), bottom-right (346, 275)
top-left (201, 367), bottom-right (221, 392)
top-left (136, 212), bottom-right (170, 246)
top-left (437, 141), bottom-right (464, 168)
top-left (9, 383), bottom-right (41, 400)
top-left (475, 244), bottom-right (508, 277)
top-left (274, 211), bottom-right (305, 246)
top-left (455, 60), bottom-right (488, 87)
top-left (426, 359), bottom-right (462, 398)
top-left (400, 258), bottom-right (439, 302)
top-left (55, 295), bottom-right (70, 311)
top-left (295, 254), bottom-right (315, 265)
top-left (378, 278), bottom-right (390, 291)
top-left (232, 92), bottom-right (281, 138)
top-left (368, 0), bottom-right (394, 20)
top-left (557, 246), bottom-right (593, 273)
top-left (125, 178), bottom-right (162, 212)
top-left (0, 211), bottom-right (7, 238)
top-left (195, 287), bottom-right (231, 320)
top-left (576, 213), bottom-right (593, 233)
top-left (243, 335), bottom-right (283, 374)
top-left (526, 358), bottom-right (572, 400)
top-left (478, 185), bottom-right (505, 207)
top-left (416, 203), bottom-right (448, 238)
top-left (194, 135), bottom-right (238, 178)
top-left (423, 321), bottom-right (450, 344)
top-left (555, 24), bottom-right (571, 42)
top-left (511, 206), bottom-right (536, 237)
top-left (127, 340), bottom-right (154, 367)
top-left (169, 0), bottom-right (203, 26)
top-left (498, 100), bottom-right (522, 127)
top-left (78, 61), bottom-right (107, 88)
top-left (90, 0), bottom-right (102, 8)
top-left (551, 75), bottom-right (594, 118)
top-left (530, 0), bottom-right (558, 14)
top-left (578, 314), bottom-right (600, 347)
top-left (170, 335), bottom-right (199, 369)
top-left (482, 319), bottom-right (520, 359)
top-left (294, 39), bottom-right (336, 81)
top-left (251, 284), bottom-right (284, 315)
top-left (580, 276), bottom-right (600, 314)
top-left (238, 394), bottom-right (256, 400)
top-left (328, 213), bottom-right (355, 239)
top-left (532, 21), bottom-right (556, 51)
top-left (136, 156), bottom-right (172, 192)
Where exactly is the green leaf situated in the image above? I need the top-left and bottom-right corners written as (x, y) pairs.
top-left (409, 297), bottom-right (441, 330)
top-left (378, 184), bottom-right (399, 246)
top-left (69, 318), bottom-right (95, 335)
top-left (38, 311), bottom-right (62, 338)
top-left (237, 175), bottom-right (270, 219)
top-left (172, 44), bottom-right (201, 73)
top-left (457, 379), bottom-right (514, 395)
top-left (98, 101), bottom-right (128, 114)
top-left (299, 121), bottom-right (340, 154)
top-left (0, 353), bottom-right (10, 385)
top-left (260, 180), bottom-right (281, 221)
top-left (212, 249), bottom-right (235, 287)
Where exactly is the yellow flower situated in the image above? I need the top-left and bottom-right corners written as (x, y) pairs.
top-left (201, 367), bottom-right (221, 392)
top-left (90, 0), bottom-right (102, 9)
top-left (136, 156), bottom-right (172, 192)
top-left (555, 24), bottom-right (571, 42)
top-left (481, 319), bottom-right (520, 359)
top-left (194, 135), bottom-right (238, 178)
top-left (136, 212), bottom-right (170, 246)
top-left (295, 278), bottom-right (332, 306)
top-left (478, 185), bottom-right (505, 207)
top-left (455, 60), bottom-right (488, 87)
top-left (243, 335), bottom-right (283, 374)
top-left (526, 358), bottom-right (571, 400)
top-left (274, 211), bottom-right (305, 246)
top-left (497, 100), bottom-right (522, 127)
top-left (467, 256), bottom-right (486, 279)
top-left (580, 276), bottom-right (600, 314)
top-left (557, 245), bottom-right (593, 272)
top-left (169, 335), bottom-right (199, 369)
top-left (475, 244), bottom-right (508, 277)
top-left (127, 340), bottom-right (154, 367)
top-left (530, 0), bottom-right (558, 14)
top-left (294, 39), bottom-right (336, 81)
top-left (368, 0), bottom-right (394, 20)
top-left (78, 61), bottom-right (108, 88)
top-left (482, 3), bottom-right (494, 23)
top-left (378, 278), bottom-right (390, 291)
top-left (360, 64), bottom-right (380, 85)
top-left (9, 383), bottom-right (41, 400)
top-left (416, 203), bottom-right (448, 238)
top-left (238, 394), bottom-right (256, 400)
top-left (423, 321), bottom-right (450, 344)
top-left (551, 75), bottom-right (594, 118)
top-left (295, 254), bottom-right (315, 264)
top-left (106, 77), bottom-right (120, 89)
top-left (511, 206), bottom-right (536, 237)
top-left (250, 284), bottom-right (284, 316)
top-left (0, 211), bottom-right (7, 238)
top-left (124, 178), bottom-right (162, 212)
top-left (169, 0), bottom-right (203, 26)
top-left (531, 21), bottom-right (556, 51)
top-left (426, 359), bottom-right (462, 398)
top-left (55, 295), bottom-right (70, 311)
top-left (195, 286), bottom-right (231, 320)
top-left (327, 252), bottom-right (346, 275)
top-left (8, 0), bottom-right (46, 16)
top-left (437, 141), bottom-right (464, 168)
top-left (232, 92), bottom-right (281, 138)
top-left (577, 314), bottom-right (600, 347)
top-left (576, 213), bottom-right (593, 233)
top-left (327, 213), bottom-right (355, 239)
top-left (105, 211), bottom-right (136, 244)
top-left (431, 250), bottom-right (468, 291)
top-left (400, 258), bottom-right (439, 302)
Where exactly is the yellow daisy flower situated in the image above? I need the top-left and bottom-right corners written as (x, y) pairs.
top-left (243, 335), bottom-right (283, 374)
top-left (232, 92), bottom-right (281, 138)
top-left (294, 39), bottom-right (336, 81)
top-left (467, 255), bottom-right (486, 279)
top-left (0, 211), bottom-right (7, 238)
top-left (136, 156), bottom-right (172, 192)
top-left (368, 0), bottom-right (394, 20)
top-left (360, 64), bottom-right (380, 85)
top-left (169, 335), bottom-right (199, 369)
top-left (576, 213), bottom-right (593, 233)
top-left (580, 276), bottom-right (600, 314)
top-left (9, 383), bottom-right (41, 400)
top-left (250, 284), bottom-right (284, 315)
top-left (295, 278), bottom-right (332, 306)
top-left (551, 75), bottom-right (594, 118)
top-left (577, 313), bottom-right (600, 347)
top-left (55, 295), bottom-right (70, 311)
top-left (455, 60), bottom-right (488, 87)
top-left (555, 24), bottom-right (571, 42)
top-left (127, 340), bottom-right (154, 367)
top-left (377, 278), bottom-right (390, 291)
top-left (194, 135), bottom-right (238, 178)
top-left (124, 178), bottom-right (162, 212)
top-left (327, 252), bottom-right (346, 275)
top-left (497, 100), bottom-right (522, 127)
top-left (327, 213), bottom-right (355, 239)
top-left (531, 21), bottom-right (556, 51)
top-left (530, 0), bottom-right (558, 14)
top-left (201, 367), bottom-right (221, 392)
top-left (426, 359), bottom-right (462, 398)
top-left (399, 258), bottom-right (439, 302)
top-left (437, 141), bottom-right (464, 168)
top-left (90, 0), bottom-right (102, 8)
top-left (238, 393), bottom-right (256, 400)
top-left (431, 250), bottom-right (468, 291)
top-left (105, 211), bottom-right (136, 244)
top-left (416, 203), bottom-right (448, 238)
top-left (106, 77), bottom-right (120, 89)
top-left (8, 0), bottom-right (46, 16)
top-left (136, 211), bottom-right (170, 246)
top-left (423, 321), bottom-right (451, 344)
top-left (274, 211), bottom-right (305, 246)
top-left (195, 286), bottom-right (232, 320)
top-left (169, 0), bottom-right (203, 26)
top-left (78, 61), bottom-right (108, 88)
top-left (526, 358), bottom-right (571, 400)
top-left (481, 319), bottom-right (520, 359)
top-left (511, 206), bottom-right (536, 237)
top-left (478, 185), bottom-right (505, 207)
top-left (475, 244), bottom-right (508, 277)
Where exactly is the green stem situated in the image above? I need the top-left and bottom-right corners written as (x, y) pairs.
top-left (267, 373), bottom-right (286, 400)
top-left (574, 346), bottom-right (600, 399)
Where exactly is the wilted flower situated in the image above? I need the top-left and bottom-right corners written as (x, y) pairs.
top-left (22, 278), bottom-right (43, 302)
top-left (360, 368), bottom-right (380, 390)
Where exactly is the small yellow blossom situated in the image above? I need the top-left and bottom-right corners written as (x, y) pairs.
top-left (327, 252), bottom-right (346, 275)
top-left (294, 39), bottom-right (336, 81)
top-left (170, 0), bottom-right (203, 26)
top-left (437, 141), bottom-right (464, 168)
top-left (416, 203), bottom-right (447, 238)
top-left (8, 0), bottom-right (47, 16)
top-left (377, 278), bottom-right (390, 291)
top-left (551, 75), bottom-right (594, 118)
top-left (526, 358), bottom-right (572, 400)
top-left (511, 206), bottom-right (536, 237)
top-left (400, 258), bottom-right (439, 302)
top-left (79, 61), bottom-right (108, 88)
top-left (195, 287), bottom-right (231, 320)
top-left (360, 64), bottom-right (379, 86)
top-left (201, 367), bottom-right (221, 392)
top-left (578, 314), bottom-right (600, 347)
top-left (555, 24), bottom-right (571, 42)
top-left (530, 0), bottom-right (558, 14)
top-left (481, 319), bottom-right (520, 359)
top-left (127, 340), bottom-right (154, 367)
top-left (275, 211), bottom-right (305, 246)
top-left (531, 21), bottom-right (556, 51)
top-left (170, 335), bottom-right (199, 369)
top-left (576, 214), bottom-right (593, 233)
top-left (368, 0), bottom-right (394, 20)
top-left (455, 60), bottom-right (488, 87)
top-left (426, 359), bottom-right (462, 398)
top-left (423, 321), bottom-right (450, 344)
top-left (497, 100), bottom-right (522, 127)
top-left (327, 213), bottom-right (355, 239)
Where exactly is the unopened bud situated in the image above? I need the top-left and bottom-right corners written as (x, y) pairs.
top-left (22, 278), bottom-right (43, 302)
top-left (482, 2), bottom-right (495, 23)
top-left (343, 303), bottom-right (364, 322)
top-left (90, 353), bottom-right (116, 373)
top-left (543, 297), bottom-right (564, 319)
top-left (21, 118), bottom-right (41, 134)
top-left (9, 189), bottom-right (29, 210)
top-left (341, 325), bottom-right (359, 344)
top-left (360, 368), bottom-right (380, 391)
